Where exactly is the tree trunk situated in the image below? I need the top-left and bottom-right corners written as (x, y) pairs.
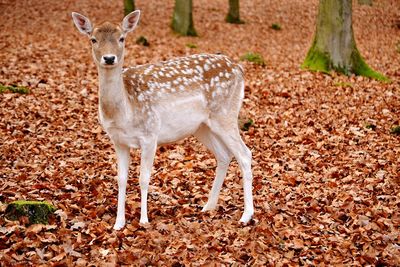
top-left (358, 0), bottom-right (372, 6)
top-left (226, 0), bottom-right (244, 24)
top-left (124, 0), bottom-right (135, 16)
top-left (172, 0), bottom-right (197, 36)
top-left (302, 0), bottom-right (387, 81)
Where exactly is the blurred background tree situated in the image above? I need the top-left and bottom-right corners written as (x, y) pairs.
top-left (124, 0), bottom-right (135, 15)
top-left (302, 0), bottom-right (386, 81)
top-left (226, 0), bottom-right (244, 24)
top-left (172, 0), bottom-right (197, 36)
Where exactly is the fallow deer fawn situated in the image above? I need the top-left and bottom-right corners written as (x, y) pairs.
top-left (72, 10), bottom-right (254, 230)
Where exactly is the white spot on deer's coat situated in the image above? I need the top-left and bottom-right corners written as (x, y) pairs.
top-left (204, 64), bottom-right (210, 71)
top-left (138, 94), bottom-right (144, 102)
top-left (144, 66), bottom-right (153, 75)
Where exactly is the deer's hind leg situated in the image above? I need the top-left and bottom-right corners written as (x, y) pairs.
top-left (194, 124), bottom-right (232, 211)
top-left (205, 117), bottom-right (254, 223)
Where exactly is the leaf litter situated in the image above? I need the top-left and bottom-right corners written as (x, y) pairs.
top-left (0, 0), bottom-right (399, 265)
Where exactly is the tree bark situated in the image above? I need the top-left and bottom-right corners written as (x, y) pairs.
top-left (172, 0), bottom-right (197, 36)
top-left (124, 0), bottom-right (135, 16)
top-left (302, 0), bottom-right (387, 81)
top-left (226, 0), bottom-right (244, 24)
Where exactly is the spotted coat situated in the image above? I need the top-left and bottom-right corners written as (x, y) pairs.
top-left (122, 53), bottom-right (243, 110)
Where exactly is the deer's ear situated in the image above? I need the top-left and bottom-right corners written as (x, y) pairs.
top-left (122, 10), bottom-right (141, 33)
top-left (72, 12), bottom-right (93, 36)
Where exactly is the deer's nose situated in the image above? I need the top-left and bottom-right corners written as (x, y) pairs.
top-left (102, 55), bottom-right (116, 65)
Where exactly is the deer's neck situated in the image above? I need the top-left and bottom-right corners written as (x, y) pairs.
top-left (98, 66), bottom-right (126, 119)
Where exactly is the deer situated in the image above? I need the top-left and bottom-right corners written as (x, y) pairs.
top-left (71, 10), bottom-right (254, 230)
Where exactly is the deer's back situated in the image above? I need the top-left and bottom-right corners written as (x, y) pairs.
top-left (122, 53), bottom-right (244, 111)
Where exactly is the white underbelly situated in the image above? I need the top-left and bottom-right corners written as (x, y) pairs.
top-left (156, 93), bottom-right (208, 145)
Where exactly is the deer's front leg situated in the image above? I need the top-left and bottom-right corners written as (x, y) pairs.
top-left (139, 139), bottom-right (157, 224)
top-left (113, 144), bottom-right (131, 230)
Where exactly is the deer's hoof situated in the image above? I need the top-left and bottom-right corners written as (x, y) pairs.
top-left (239, 211), bottom-right (254, 224)
top-left (201, 202), bottom-right (217, 212)
top-left (113, 219), bottom-right (125, 230)
top-left (139, 217), bottom-right (149, 224)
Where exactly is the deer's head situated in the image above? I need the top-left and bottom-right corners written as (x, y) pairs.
top-left (72, 11), bottom-right (140, 69)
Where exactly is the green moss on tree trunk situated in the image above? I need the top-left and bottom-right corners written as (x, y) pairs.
top-left (172, 0), bottom-right (197, 36)
top-left (5, 200), bottom-right (56, 225)
top-left (350, 49), bottom-right (388, 81)
top-left (302, 40), bottom-right (331, 73)
top-left (226, 0), bottom-right (244, 24)
top-left (124, 0), bottom-right (135, 16)
top-left (302, 0), bottom-right (388, 81)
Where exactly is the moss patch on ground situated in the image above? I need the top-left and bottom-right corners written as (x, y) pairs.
top-left (334, 81), bottom-right (354, 88)
top-left (240, 52), bottom-right (266, 66)
top-left (186, 43), bottom-right (197, 49)
top-left (271, 23), bottom-right (282, 30)
top-left (0, 84), bottom-right (29, 94)
top-left (241, 118), bottom-right (254, 131)
top-left (390, 125), bottom-right (400, 135)
top-left (5, 200), bottom-right (56, 225)
top-left (136, 36), bottom-right (150, 47)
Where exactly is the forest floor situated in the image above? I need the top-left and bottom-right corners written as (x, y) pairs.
top-left (0, 0), bottom-right (399, 265)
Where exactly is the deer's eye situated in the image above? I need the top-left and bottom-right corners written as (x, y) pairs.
top-left (91, 38), bottom-right (97, 44)
top-left (119, 37), bottom-right (125, 43)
